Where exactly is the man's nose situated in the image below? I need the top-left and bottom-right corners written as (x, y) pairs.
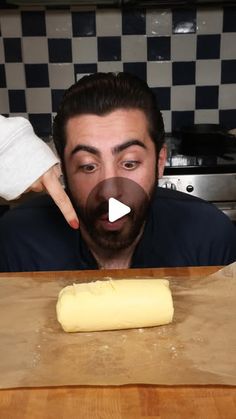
top-left (99, 178), bottom-right (121, 201)
top-left (102, 163), bottom-right (117, 181)
top-left (97, 177), bottom-right (123, 202)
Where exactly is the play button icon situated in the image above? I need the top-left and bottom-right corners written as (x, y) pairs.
top-left (108, 197), bottom-right (131, 223)
top-left (82, 177), bottom-right (149, 247)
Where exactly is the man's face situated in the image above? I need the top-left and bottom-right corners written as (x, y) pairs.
top-left (64, 109), bottom-right (166, 250)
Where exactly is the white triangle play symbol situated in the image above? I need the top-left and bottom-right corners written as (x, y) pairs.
top-left (108, 197), bottom-right (131, 222)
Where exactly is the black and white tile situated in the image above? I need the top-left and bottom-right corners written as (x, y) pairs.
top-left (0, 5), bottom-right (236, 135)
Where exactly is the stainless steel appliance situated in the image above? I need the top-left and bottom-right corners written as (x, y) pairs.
top-left (159, 135), bottom-right (236, 222)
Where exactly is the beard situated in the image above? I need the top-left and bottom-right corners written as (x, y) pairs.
top-left (78, 195), bottom-right (153, 251)
top-left (65, 175), bottom-right (157, 252)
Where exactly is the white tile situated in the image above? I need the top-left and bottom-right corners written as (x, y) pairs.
top-left (72, 37), bottom-right (97, 63)
top-left (219, 85), bottom-right (236, 109)
top-left (171, 86), bottom-right (195, 111)
top-left (0, 89), bottom-right (9, 113)
top-left (26, 88), bottom-right (51, 113)
top-left (22, 37), bottom-right (48, 63)
top-left (0, 11), bottom-right (22, 37)
top-left (197, 8), bottom-right (223, 34)
top-left (96, 9), bottom-right (121, 36)
top-left (194, 109), bottom-right (219, 124)
top-left (5, 63), bottom-right (26, 89)
top-left (147, 62), bottom-right (172, 87)
top-left (171, 34), bottom-right (196, 61)
top-left (161, 110), bottom-right (171, 133)
top-left (196, 60), bottom-right (221, 86)
top-left (46, 10), bottom-right (72, 38)
top-left (10, 112), bottom-right (28, 118)
top-left (97, 61), bottom-right (123, 73)
top-left (221, 33), bottom-right (236, 60)
top-left (121, 36), bottom-right (147, 62)
top-left (76, 73), bottom-right (90, 81)
top-left (0, 38), bottom-right (4, 64)
top-left (146, 9), bottom-right (172, 36)
top-left (49, 63), bottom-right (74, 88)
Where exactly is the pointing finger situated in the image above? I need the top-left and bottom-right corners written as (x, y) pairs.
top-left (42, 168), bottom-right (79, 229)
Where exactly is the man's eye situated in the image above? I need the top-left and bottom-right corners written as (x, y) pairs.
top-left (122, 161), bottom-right (140, 170)
top-left (79, 164), bottom-right (97, 173)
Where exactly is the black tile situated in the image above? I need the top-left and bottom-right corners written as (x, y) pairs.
top-left (3, 38), bottom-right (22, 62)
top-left (21, 11), bottom-right (46, 36)
top-left (172, 62), bottom-right (195, 85)
top-left (172, 8), bottom-right (196, 34)
top-left (8, 90), bottom-right (26, 113)
top-left (74, 63), bottom-right (97, 80)
top-left (51, 89), bottom-right (65, 113)
top-left (223, 7), bottom-right (236, 32)
top-left (74, 63), bottom-right (97, 73)
top-left (151, 87), bottom-right (170, 111)
top-left (122, 9), bottom-right (146, 35)
top-left (0, 1), bottom-right (17, 9)
top-left (72, 11), bottom-right (96, 37)
top-left (147, 37), bottom-right (170, 61)
top-left (196, 86), bottom-right (218, 109)
top-left (98, 37), bottom-right (121, 61)
top-left (197, 35), bottom-right (221, 59)
top-left (48, 39), bottom-right (72, 63)
top-left (0, 65), bottom-right (6, 87)
top-left (219, 110), bottom-right (236, 129)
top-left (25, 64), bottom-right (49, 88)
top-left (221, 60), bottom-right (236, 83)
top-left (28, 113), bottom-right (52, 137)
top-left (123, 62), bottom-right (147, 82)
top-left (172, 111), bottom-right (194, 131)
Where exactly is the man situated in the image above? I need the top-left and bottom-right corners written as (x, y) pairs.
top-left (0, 72), bottom-right (236, 272)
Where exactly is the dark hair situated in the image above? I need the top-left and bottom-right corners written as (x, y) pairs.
top-left (53, 72), bottom-right (165, 161)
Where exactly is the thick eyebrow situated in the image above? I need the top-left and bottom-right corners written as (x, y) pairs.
top-left (70, 144), bottom-right (101, 158)
top-left (70, 139), bottom-right (146, 159)
top-left (112, 139), bottom-right (147, 155)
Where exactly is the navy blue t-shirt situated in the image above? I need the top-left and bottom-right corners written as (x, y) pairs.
top-left (0, 187), bottom-right (236, 272)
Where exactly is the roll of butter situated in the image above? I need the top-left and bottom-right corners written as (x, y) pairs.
top-left (56, 278), bottom-right (174, 332)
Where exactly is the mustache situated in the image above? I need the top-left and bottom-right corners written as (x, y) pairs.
top-left (90, 201), bottom-right (109, 219)
top-left (75, 200), bottom-right (110, 221)
top-left (90, 201), bottom-right (135, 220)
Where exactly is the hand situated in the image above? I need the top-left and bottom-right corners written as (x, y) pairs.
top-left (28, 165), bottom-right (79, 229)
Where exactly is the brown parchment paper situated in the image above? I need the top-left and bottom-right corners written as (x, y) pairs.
top-left (0, 264), bottom-right (236, 388)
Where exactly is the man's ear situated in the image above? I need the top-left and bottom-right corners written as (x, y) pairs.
top-left (157, 144), bottom-right (167, 178)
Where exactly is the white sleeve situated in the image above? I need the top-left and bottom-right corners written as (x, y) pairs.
top-left (0, 115), bottom-right (59, 200)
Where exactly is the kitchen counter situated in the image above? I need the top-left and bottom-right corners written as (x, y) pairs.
top-left (0, 266), bottom-right (235, 419)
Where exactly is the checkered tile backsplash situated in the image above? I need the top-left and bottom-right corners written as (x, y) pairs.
top-left (0, 6), bottom-right (236, 137)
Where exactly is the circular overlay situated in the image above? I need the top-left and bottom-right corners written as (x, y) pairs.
top-left (84, 177), bottom-right (149, 234)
